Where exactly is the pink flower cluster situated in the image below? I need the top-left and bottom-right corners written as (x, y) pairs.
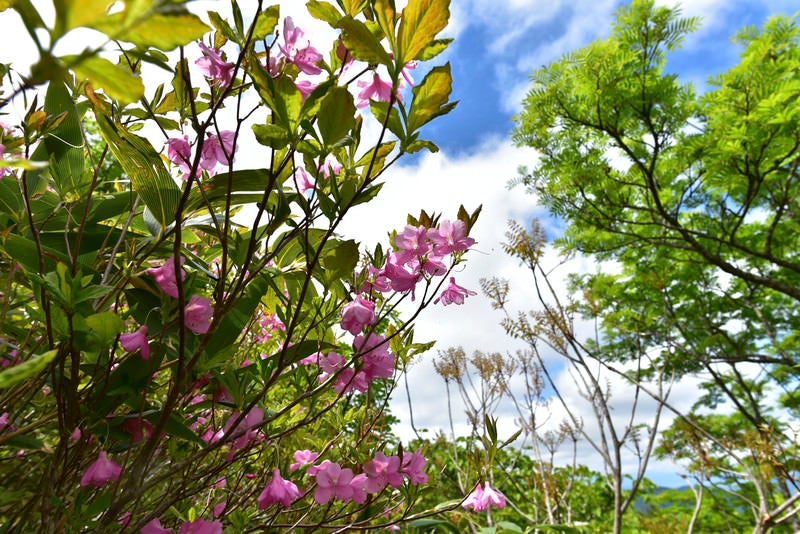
top-left (196, 41), bottom-right (235, 87)
top-left (361, 219), bottom-right (476, 305)
top-left (311, 449), bottom-right (427, 505)
top-left (143, 255), bottom-right (214, 335)
top-left (167, 131), bottom-right (237, 180)
top-left (307, 333), bottom-right (394, 395)
top-left (462, 481), bottom-right (507, 511)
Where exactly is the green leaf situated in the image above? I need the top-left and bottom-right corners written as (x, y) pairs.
top-left (68, 55), bottom-right (144, 104)
top-left (0, 350), bottom-right (57, 389)
top-left (336, 17), bottom-right (392, 65)
top-left (85, 311), bottom-right (125, 346)
top-left (53, 0), bottom-right (110, 36)
top-left (252, 5), bottom-right (280, 40)
top-left (92, 12), bottom-right (210, 50)
top-left (252, 123), bottom-right (290, 149)
top-left (398, 0), bottom-right (449, 63)
top-left (417, 37), bottom-right (452, 61)
top-left (318, 86), bottom-right (356, 149)
top-left (208, 11), bottom-right (239, 43)
top-left (307, 0), bottom-right (342, 26)
top-left (408, 63), bottom-right (455, 132)
top-left (164, 413), bottom-right (206, 445)
top-left (92, 111), bottom-right (180, 233)
top-left (321, 239), bottom-right (359, 280)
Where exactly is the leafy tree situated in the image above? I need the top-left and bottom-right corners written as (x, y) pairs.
top-left (513, 0), bottom-right (800, 532)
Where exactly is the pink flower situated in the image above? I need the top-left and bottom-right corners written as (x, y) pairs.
top-left (313, 462), bottom-right (355, 504)
top-left (383, 254), bottom-right (420, 297)
top-left (400, 449), bottom-right (428, 485)
top-left (318, 154), bottom-right (342, 179)
top-left (393, 225), bottom-right (430, 264)
top-left (293, 165), bottom-right (315, 194)
top-left (184, 295), bottom-right (213, 334)
top-left (363, 452), bottom-right (403, 494)
top-left (178, 519), bottom-right (223, 534)
top-left (359, 264), bottom-right (391, 294)
top-left (279, 17), bottom-right (323, 75)
top-left (462, 483), bottom-right (485, 511)
top-left (223, 406), bottom-right (264, 453)
top-left (147, 256), bottom-right (186, 298)
top-left (353, 333), bottom-right (395, 384)
top-left (462, 482), bottom-right (506, 511)
top-left (119, 325), bottom-right (150, 360)
top-left (401, 60), bottom-right (418, 87)
top-left (258, 469), bottom-right (301, 508)
top-left (350, 473), bottom-right (368, 504)
top-left (357, 72), bottom-right (396, 108)
top-left (290, 449), bottom-right (319, 471)
top-left (80, 450), bottom-right (122, 488)
top-left (429, 219), bottom-right (475, 256)
top-left (482, 482), bottom-right (507, 509)
top-left (167, 135), bottom-right (193, 178)
top-left (295, 79), bottom-right (318, 101)
top-left (141, 518), bottom-right (171, 534)
top-left (434, 277), bottom-right (477, 306)
top-left (340, 295), bottom-right (376, 335)
top-left (200, 131), bottom-right (237, 174)
top-left (196, 41), bottom-right (235, 87)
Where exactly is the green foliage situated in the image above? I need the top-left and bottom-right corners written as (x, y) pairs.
top-left (514, 0), bottom-right (800, 530)
top-left (0, 0), bottom-right (467, 531)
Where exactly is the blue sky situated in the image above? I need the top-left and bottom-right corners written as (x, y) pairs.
top-left (1, 0), bottom-right (797, 491)
top-left (365, 0), bottom-right (800, 489)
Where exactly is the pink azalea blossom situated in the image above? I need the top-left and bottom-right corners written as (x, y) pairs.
top-left (462, 483), bottom-right (485, 511)
top-left (363, 452), bottom-right (404, 494)
top-left (290, 449), bottom-right (319, 471)
top-left (178, 519), bottom-right (223, 534)
top-left (141, 518), bottom-right (171, 534)
top-left (295, 79), bottom-right (318, 101)
top-left (400, 449), bottom-right (428, 485)
top-left (258, 468), bottom-right (302, 508)
top-left (313, 462), bottom-right (355, 504)
top-left (80, 450), bottom-right (122, 488)
top-left (293, 165), bottom-right (315, 194)
top-left (356, 72), bottom-right (396, 108)
top-left (167, 135), bottom-right (193, 178)
top-left (462, 481), bottom-right (506, 511)
top-left (196, 41), bottom-right (235, 87)
top-left (119, 324), bottom-right (150, 360)
top-left (383, 254), bottom-right (420, 297)
top-left (319, 154), bottom-right (342, 179)
top-left (401, 60), bottom-right (418, 87)
top-left (359, 264), bottom-right (391, 294)
top-left (224, 406), bottom-right (264, 453)
top-left (434, 277), bottom-right (477, 306)
top-left (482, 482), bottom-right (507, 509)
top-left (279, 17), bottom-right (323, 75)
top-left (350, 473), bottom-right (368, 504)
top-left (200, 131), bottom-right (237, 174)
top-left (340, 295), bottom-right (376, 335)
top-left (429, 219), bottom-right (475, 256)
top-left (184, 295), bottom-right (213, 334)
top-left (147, 256), bottom-right (186, 298)
top-left (393, 225), bottom-right (430, 264)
